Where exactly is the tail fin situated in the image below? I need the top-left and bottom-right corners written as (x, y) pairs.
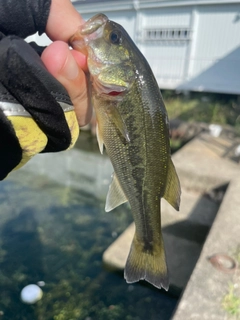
top-left (124, 233), bottom-right (169, 290)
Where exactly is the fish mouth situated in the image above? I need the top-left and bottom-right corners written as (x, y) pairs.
top-left (92, 77), bottom-right (127, 99)
top-left (69, 13), bottom-right (129, 99)
top-left (79, 14), bottom-right (108, 36)
top-left (69, 14), bottom-right (108, 55)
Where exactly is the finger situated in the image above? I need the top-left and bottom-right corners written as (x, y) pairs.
top-left (41, 41), bottom-right (91, 127)
top-left (46, 0), bottom-right (84, 42)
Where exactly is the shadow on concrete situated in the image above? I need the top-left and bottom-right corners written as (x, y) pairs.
top-left (163, 220), bottom-right (209, 244)
top-left (163, 184), bottom-right (227, 243)
top-left (162, 183), bottom-right (228, 292)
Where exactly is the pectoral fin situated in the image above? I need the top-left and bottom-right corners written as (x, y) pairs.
top-left (163, 159), bottom-right (181, 211)
top-left (96, 122), bottom-right (104, 154)
top-left (105, 172), bottom-right (128, 212)
top-left (108, 106), bottom-right (130, 142)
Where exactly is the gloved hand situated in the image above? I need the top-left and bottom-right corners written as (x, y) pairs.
top-left (0, 34), bottom-right (79, 180)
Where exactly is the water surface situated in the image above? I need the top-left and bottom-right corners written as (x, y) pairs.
top-left (0, 134), bottom-right (177, 320)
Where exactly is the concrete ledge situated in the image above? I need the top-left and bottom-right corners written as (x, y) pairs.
top-left (173, 134), bottom-right (239, 192)
top-left (172, 177), bottom-right (240, 319)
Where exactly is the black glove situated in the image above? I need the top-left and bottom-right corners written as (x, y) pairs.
top-left (0, 34), bottom-right (79, 180)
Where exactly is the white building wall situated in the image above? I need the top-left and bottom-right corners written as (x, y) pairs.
top-left (25, 33), bottom-right (52, 46)
top-left (180, 3), bottom-right (240, 93)
top-left (141, 7), bottom-right (192, 27)
top-left (190, 4), bottom-right (240, 78)
top-left (138, 7), bottom-right (192, 88)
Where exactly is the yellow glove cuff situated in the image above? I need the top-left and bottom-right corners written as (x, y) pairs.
top-left (7, 109), bottom-right (79, 171)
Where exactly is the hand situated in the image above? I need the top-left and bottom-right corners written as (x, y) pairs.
top-left (0, 0), bottom-right (90, 180)
top-left (42, 0), bottom-right (91, 127)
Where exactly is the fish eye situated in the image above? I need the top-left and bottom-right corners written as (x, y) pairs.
top-left (109, 30), bottom-right (122, 45)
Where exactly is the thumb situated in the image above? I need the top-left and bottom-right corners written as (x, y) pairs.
top-left (41, 41), bottom-right (91, 127)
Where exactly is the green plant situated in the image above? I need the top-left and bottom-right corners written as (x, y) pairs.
top-left (162, 91), bottom-right (240, 133)
top-left (222, 284), bottom-right (240, 317)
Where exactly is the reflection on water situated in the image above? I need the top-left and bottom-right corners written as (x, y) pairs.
top-left (0, 133), bottom-right (177, 320)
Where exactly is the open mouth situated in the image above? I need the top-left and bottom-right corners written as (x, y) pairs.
top-left (107, 91), bottom-right (123, 96)
top-left (92, 77), bottom-right (127, 98)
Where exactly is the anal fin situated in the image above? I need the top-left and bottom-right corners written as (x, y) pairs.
top-left (105, 172), bottom-right (128, 212)
top-left (163, 158), bottom-right (181, 211)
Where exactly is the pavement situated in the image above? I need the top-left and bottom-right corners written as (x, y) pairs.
top-left (172, 176), bottom-right (240, 320)
top-left (102, 129), bottom-right (240, 318)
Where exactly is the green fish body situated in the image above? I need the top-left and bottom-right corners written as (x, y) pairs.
top-left (70, 13), bottom-right (181, 290)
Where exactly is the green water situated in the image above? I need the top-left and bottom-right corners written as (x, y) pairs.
top-left (0, 135), bottom-right (177, 320)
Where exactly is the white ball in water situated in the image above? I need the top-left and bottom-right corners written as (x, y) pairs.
top-left (20, 284), bottom-right (43, 304)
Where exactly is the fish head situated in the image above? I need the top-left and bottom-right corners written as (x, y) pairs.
top-left (69, 13), bottom-right (136, 99)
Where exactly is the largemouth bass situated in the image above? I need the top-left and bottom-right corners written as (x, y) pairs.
top-left (70, 13), bottom-right (181, 290)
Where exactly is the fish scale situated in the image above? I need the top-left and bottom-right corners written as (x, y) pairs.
top-left (70, 13), bottom-right (181, 290)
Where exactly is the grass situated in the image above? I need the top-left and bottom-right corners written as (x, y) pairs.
top-left (222, 246), bottom-right (240, 318)
top-left (162, 90), bottom-right (240, 134)
top-left (222, 284), bottom-right (240, 318)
